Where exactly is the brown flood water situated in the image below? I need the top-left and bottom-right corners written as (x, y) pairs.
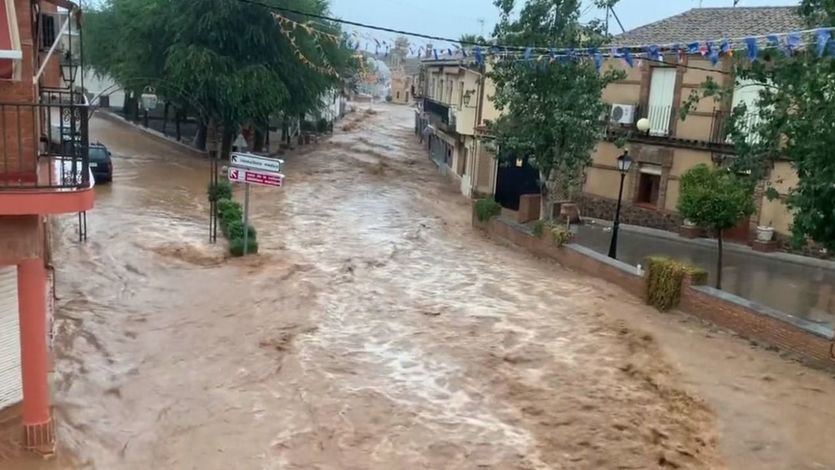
top-left (10, 104), bottom-right (835, 469)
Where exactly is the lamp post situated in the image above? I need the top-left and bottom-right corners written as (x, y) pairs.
top-left (608, 150), bottom-right (633, 259)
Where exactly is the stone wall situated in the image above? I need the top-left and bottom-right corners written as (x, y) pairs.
top-left (576, 194), bottom-right (681, 232)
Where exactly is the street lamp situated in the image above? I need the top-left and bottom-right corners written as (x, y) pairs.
top-left (607, 149), bottom-right (633, 259)
top-left (60, 51), bottom-right (78, 85)
top-left (463, 90), bottom-right (473, 107)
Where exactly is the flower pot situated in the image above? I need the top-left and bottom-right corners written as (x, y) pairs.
top-left (756, 226), bottom-right (775, 242)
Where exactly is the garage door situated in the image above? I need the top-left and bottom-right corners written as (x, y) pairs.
top-left (0, 266), bottom-right (22, 409)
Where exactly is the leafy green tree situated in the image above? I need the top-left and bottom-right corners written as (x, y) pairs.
top-left (678, 165), bottom-right (755, 289)
top-left (681, 1), bottom-right (835, 251)
top-left (83, 0), bottom-right (354, 155)
top-left (459, 34), bottom-right (487, 46)
top-left (488, 0), bottom-right (623, 220)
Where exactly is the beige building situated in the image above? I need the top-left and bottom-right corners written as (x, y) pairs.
top-left (582, 7), bottom-right (804, 245)
top-left (389, 68), bottom-right (413, 104)
top-left (418, 53), bottom-right (497, 197)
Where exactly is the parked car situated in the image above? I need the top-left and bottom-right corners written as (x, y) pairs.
top-left (88, 143), bottom-right (113, 184)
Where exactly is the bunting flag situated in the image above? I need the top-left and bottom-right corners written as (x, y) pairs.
top-left (524, 47), bottom-right (533, 62)
top-left (593, 49), bottom-right (602, 71)
top-left (745, 37), bottom-right (758, 61)
top-left (622, 48), bottom-right (634, 68)
top-left (816, 29), bottom-right (831, 57)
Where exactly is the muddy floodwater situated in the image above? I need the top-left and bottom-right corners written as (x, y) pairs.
top-left (13, 104), bottom-right (835, 469)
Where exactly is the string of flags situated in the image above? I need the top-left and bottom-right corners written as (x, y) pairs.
top-left (273, 13), bottom-right (342, 77)
top-left (270, 11), bottom-right (835, 78)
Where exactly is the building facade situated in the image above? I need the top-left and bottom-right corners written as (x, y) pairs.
top-left (583, 7), bottom-right (804, 246)
top-left (0, 0), bottom-right (93, 454)
top-left (418, 54), bottom-right (497, 198)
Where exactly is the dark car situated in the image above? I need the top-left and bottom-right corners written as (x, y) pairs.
top-left (88, 144), bottom-right (113, 184)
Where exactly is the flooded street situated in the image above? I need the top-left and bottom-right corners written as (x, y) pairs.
top-left (33, 104), bottom-right (835, 469)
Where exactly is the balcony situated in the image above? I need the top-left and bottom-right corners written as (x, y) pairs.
top-left (423, 97), bottom-right (451, 129)
top-left (606, 104), bottom-right (742, 152)
top-left (0, 89), bottom-right (94, 216)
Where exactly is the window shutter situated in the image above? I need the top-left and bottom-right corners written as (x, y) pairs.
top-left (647, 68), bottom-right (676, 136)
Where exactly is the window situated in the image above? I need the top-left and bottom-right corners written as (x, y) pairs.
top-left (729, 79), bottom-right (765, 144)
top-left (40, 14), bottom-right (56, 51)
top-left (446, 79), bottom-right (453, 104)
top-left (458, 81), bottom-right (465, 107)
top-left (396, 91), bottom-right (400, 100)
top-left (636, 164), bottom-right (662, 206)
top-left (647, 68), bottom-right (676, 136)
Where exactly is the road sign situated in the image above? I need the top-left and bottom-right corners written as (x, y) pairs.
top-left (228, 167), bottom-right (284, 188)
top-left (230, 152), bottom-right (283, 173)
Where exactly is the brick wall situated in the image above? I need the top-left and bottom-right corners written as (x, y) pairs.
top-left (474, 206), bottom-right (835, 369)
top-left (680, 281), bottom-right (834, 367)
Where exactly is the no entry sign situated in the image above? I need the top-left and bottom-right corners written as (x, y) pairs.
top-left (228, 167), bottom-right (284, 188)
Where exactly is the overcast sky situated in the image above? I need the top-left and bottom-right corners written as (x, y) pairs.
top-left (329, 0), bottom-right (800, 48)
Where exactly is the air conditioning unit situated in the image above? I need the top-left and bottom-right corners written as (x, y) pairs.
top-left (610, 104), bottom-right (637, 125)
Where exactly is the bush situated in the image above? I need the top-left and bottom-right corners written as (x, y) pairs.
top-left (300, 120), bottom-right (316, 132)
top-left (224, 219), bottom-right (256, 240)
top-left (316, 118), bottom-right (329, 134)
top-left (645, 257), bottom-right (707, 312)
top-left (475, 199), bottom-right (502, 222)
top-left (532, 219), bottom-right (546, 237)
top-left (229, 237), bottom-right (259, 257)
top-left (208, 181), bottom-right (232, 202)
top-left (217, 198), bottom-right (243, 225)
top-left (550, 226), bottom-right (574, 247)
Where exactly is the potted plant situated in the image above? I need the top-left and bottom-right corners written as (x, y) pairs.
top-left (756, 222), bottom-right (775, 242)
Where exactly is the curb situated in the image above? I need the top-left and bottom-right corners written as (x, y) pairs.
top-left (94, 110), bottom-right (209, 159)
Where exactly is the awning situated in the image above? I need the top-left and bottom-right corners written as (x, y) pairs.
top-left (0, 0), bottom-right (22, 80)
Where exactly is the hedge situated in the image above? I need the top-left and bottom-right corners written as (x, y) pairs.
top-left (212, 192), bottom-right (259, 256)
top-left (475, 198), bottom-right (502, 222)
top-left (645, 257), bottom-right (707, 311)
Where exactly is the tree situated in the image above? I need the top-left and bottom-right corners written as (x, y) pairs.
top-left (681, 1), bottom-right (835, 251)
top-left (459, 34), bottom-right (487, 46)
top-left (488, 0), bottom-right (623, 220)
top-left (678, 165), bottom-right (755, 289)
top-left (83, 0), bottom-right (354, 155)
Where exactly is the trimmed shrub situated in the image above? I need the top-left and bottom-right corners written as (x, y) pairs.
top-left (212, 196), bottom-right (259, 256)
top-left (208, 181), bottom-right (232, 202)
top-left (532, 219), bottom-right (546, 237)
top-left (229, 237), bottom-right (259, 257)
top-left (645, 257), bottom-right (707, 312)
top-left (551, 226), bottom-right (574, 247)
top-left (475, 199), bottom-right (502, 222)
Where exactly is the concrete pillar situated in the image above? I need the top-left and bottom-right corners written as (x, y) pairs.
top-left (17, 258), bottom-right (53, 454)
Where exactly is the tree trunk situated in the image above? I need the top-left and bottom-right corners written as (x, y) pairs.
top-left (195, 122), bottom-right (208, 151)
top-left (122, 94), bottom-right (134, 117)
top-left (143, 109), bottom-right (149, 128)
top-left (716, 228), bottom-right (724, 289)
top-left (162, 102), bottom-right (170, 136)
top-left (175, 109), bottom-right (182, 142)
top-left (130, 96), bottom-right (140, 122)
top-left (253, 125), bottom-right (267, 152)
top-left (220, 127), bottom-right (235, 161)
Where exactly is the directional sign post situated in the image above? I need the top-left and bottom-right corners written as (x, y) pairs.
top-left (228, 154), bottom-right (286, 255)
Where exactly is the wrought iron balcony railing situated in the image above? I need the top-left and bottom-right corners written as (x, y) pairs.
top-left (0, 89), bottom-right (90, 190)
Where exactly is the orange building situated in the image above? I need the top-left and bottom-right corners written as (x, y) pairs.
top-left (0, 0), bottom-right (93, 454)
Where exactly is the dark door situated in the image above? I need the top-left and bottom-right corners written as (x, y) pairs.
top-left (494, 156), bottom-right (540, 211)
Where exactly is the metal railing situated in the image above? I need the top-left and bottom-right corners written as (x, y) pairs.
top-left (711, 109), bottom-right (763, 145)
top-left (0, 90), bottom-right (90, 189)
top-left (423, 97), bottom-right (450, 126)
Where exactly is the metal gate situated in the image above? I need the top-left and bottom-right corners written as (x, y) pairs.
top-left (494, 157), bottom-right (541, 211)
top-left (0, 266), bottom-right (22, 410)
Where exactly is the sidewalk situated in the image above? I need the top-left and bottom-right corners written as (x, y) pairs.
top-left (573, 219), bottom-right (835, 326)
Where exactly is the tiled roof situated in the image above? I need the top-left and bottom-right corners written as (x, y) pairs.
top-left (614, 7), bottom-right (806, 46)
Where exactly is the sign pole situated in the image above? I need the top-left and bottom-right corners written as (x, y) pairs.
top-left (243, 183), bottom-right (251, 255)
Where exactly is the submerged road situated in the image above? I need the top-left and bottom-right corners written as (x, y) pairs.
top-left (23, 104), bottom-right (835, 469)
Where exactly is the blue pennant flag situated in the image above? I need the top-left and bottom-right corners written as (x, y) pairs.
top-left (646, 45), bottom-right (661, 61)
top-left (524, 47), bottom-right (533, 62)
top-left (786, 32), bottom-right (802, 52)
top-left (624, 49), bottom-right (634, 67)
top-left (433, 49), bottom-right (438, 60)
top-left (767, 35), bottom-right (781, 48)
top-left (816, 29), bottom-right (832, 57)
top-left (709, 42), bottom-right (720, 65)
top-left (720, 39), bottom-right (731, 55)
top-left (744, 37), bottom-right (758, 61)
top-left (687, 42), bottom-right (700, 54)
top-left (462, 47), bottom-right (468, 57)
top-left (473, 46), bottom-right (483, 65)
top-left (592, 49), bottom-right (603, 71)
top-left (447, 48), bottom-right (453, 56)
